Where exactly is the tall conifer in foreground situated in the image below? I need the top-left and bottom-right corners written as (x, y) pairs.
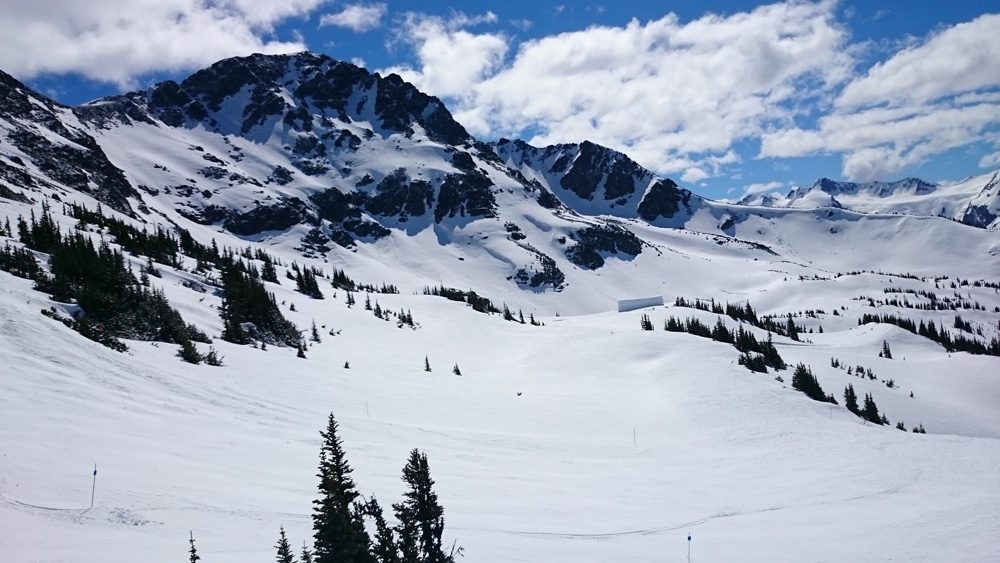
top-left (313, 413), bottom-right (373, 563)
top-left (393, 449), bottom-right (455, 563)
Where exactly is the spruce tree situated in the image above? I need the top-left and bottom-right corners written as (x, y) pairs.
top-left (424, 356), bottom-right (432, 372)
top-left (189, 531), bottom-right (200, 563)
top-left (393, 449), bottom-right (454, 563)
top-left (367, 496), bottom-right (400, 563)
top-left (276, 526), bottom-right (296, 563)
top-left (861, 393), bottom-right (883, 425)
top-left (313, 413), bottom-right (373, 563)
top-left (881, 340), bottom-right (893, 359)
top-left (452, 364), bottom-right (461, 376)
top-left (301, 543), bottom-right (315, 563)
top-left (844, 384), bottom-right (859, 415)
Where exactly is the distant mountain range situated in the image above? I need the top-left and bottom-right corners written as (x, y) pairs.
top-left (738, 174), bottom-right (1000, 228)
top-left (1, 51), bottom-right (998, 306)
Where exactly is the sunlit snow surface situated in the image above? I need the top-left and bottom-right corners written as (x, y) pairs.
top-left (2, 227), bottom-right (999, 562)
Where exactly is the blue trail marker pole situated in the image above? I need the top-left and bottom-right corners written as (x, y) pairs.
top-left (90, 464), bottom-right (97, 509)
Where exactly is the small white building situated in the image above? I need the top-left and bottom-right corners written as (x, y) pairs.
top-left (617, 296), bottom-right (664, 312)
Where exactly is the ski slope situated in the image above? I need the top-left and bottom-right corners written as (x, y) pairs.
top-left (2, 247), bottom-right (999, 562)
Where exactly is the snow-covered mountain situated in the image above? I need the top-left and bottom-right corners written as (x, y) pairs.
top-left (739, 173), bottom-right (1000, 229)
top-left (1, 52), bottom-right (999, 563)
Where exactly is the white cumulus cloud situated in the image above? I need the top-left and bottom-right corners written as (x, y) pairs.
top-left (0, 0), bottom-right (328, 88)
top-left (386, 1), bottom-right (851, 181)
top-left (760, 13), bottom-right (1000, 181)
top-left (320, 3), bottom-right (387, 32)
top-left (380, 12), bottom-right (507, 101)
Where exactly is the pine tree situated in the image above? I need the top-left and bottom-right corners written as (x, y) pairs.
top-left (862, 393), bottom-right (883, 425)
top-left (301, 543), bottom-right (315, 563)
top-left (786, 315), bottom-right (800, 341)
top-left (189, 531), bottom-right (200, 563)
top-left (311, 320), bottom-right (322, 343)
top-left (366, 496), bottom-right (400, 563)
top-left (393, 449), bottom-right (454, 563)
top-left (424, 356), bottom-right (432, 372)
top-left (844, 384), bottom-right (859, 415)
top-left (276, 526), bottom-right (296, 563)
top-left (452, 364), bottom-right (461, 376)
top-left (881, 340), bottom-right (893, 359)
top-left (313, 414), bottom-right (373, 563)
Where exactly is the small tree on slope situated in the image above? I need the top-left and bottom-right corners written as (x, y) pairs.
top-left (276, 526), bottom-right (296, 563)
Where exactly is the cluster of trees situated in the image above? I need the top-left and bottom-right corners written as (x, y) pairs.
top-left (791, 364), bottom-right (837, 404)
top-left (672, 296), bottom-right (807, 340)
top-left (423, 285), bottom-right (523, 321)
top-left (287, 414), bottom-right (462, 563)
top-left (65, 202), bottom-right (182, 268)
top-left (220, 260), bottom-right (302, 348)
top-left (880, 285), bottom-right (991, 312)
top-left (859, 313), bottom-right (1000, 357)
top-left (661, 314), bottom-right (786, 373)
top-left (9, 205), bottom-right (219, 362)
top-left (331, 267), bottom-right (399, 294)
top-left (843, 384), bottom-right (887, 425)
top-left (290, 262), bottom-right (325, 299)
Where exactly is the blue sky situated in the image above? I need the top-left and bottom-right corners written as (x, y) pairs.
top-left (2, 1), bottom-right (998, 201)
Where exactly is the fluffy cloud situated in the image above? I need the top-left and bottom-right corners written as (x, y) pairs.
top-left (743, 181), bottom-right (785, 196)
top-left (0, 0), bottom-right (327, 87)
top-left (837, 15), bottom-right (1000, 110)
top-left (381, 12), bottom-right (507, 101)
top-left (760, 13), bottom-right (1000, 181)
top-left (980, 151), bottom-right (1000, 170)
top-left (386, 2), bottom-right (851, 180)
top-left (320, 3), bottom-right (387, 32)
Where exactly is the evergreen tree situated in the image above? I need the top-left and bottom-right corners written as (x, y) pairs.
top-left (311, 320), bottom-right (322, 343)
top-left (313, 414), bottom-right (373, 563)
top-left (844, 384), bottom-right (859, 415)
top-left (366, 496), bottom-right (400, 563)
top-left (861, 393), bottom-right (883, 425)
top-left (189, 531), bottom-right (200, 563)
top-left (640, 313), bottom-right (653, 331)
top-left (452, 364), bottom-right (461, 376)
top-left (880, 340), bottom-right (893, 359)
top-left (424, 356), bottom-right (432, 372)
top-left (393, 449), bottom-right (454, 563)
top-left (276, 526), bottom-right (296, 563)
top-left (790, 363), bottom-right (835, 403)
top-left (301, 543), bottom-right (315, 563)
top-left (785, 315), bottom-right (800, 341)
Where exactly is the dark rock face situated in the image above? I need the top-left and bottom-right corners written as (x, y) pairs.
top-left (638, 178), bottom-right (690, 221)
top-left (962, 205), bottom-right (998, 229)
top-left (197, 198), bottom-right (308, 236)
top-left (0, 70), bottom-right (138, 215)
top-left (565, 225), bottom-right (643, 269)
top-left (309, 188), bottom-right (391, 246)
top-left (364, 168), bottom-right (434, 221)
top-left (434, 171), bottom-right (497, 223)
top-left (558, 141), bottom-right (642, 201)
top-left (311, 188), bottom-right (366, 223)
top-left (374, 73), bottom-right (470, 145)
